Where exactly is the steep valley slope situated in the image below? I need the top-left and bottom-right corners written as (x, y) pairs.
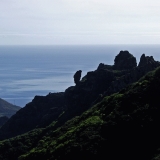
top-left (1, 51), bottom-right (160, 160)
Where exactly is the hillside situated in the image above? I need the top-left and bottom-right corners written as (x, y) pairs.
top-left (1, 58), bottom-right (160, 159)
top-left (0, 98), bottom-right (21, 118)
top-left (0, 116), bottom-right (8, 127)
top-left (0, 51), bottom-right (159, 140)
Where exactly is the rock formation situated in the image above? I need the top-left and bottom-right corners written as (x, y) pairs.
top-left (138, 53), bottom-right (160, 69)
top-left (65, 51), bottom-right (160, 112)
top-left (1, 51), bottom-right (160, 140)
top-left (114, 50), bottom-right (137, 70)
top-left (73, 70), bottom-right (82, 85)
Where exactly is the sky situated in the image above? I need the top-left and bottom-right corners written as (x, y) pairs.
top-left (0, 0), bottom-right (160, 45)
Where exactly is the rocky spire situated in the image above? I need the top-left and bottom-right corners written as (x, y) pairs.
top-left (138, 54), bottom-right (159, 67)
top-left (114, 50), bottom-right (137, 70)
top-left (73, 70), bottom-right (82, 85)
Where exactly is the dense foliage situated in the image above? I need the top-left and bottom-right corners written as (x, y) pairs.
top-left (1, 66), bottom-right (160, 159)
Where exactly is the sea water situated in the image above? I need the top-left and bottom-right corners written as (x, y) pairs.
top-left (0, 45), bottom-right (160, 107)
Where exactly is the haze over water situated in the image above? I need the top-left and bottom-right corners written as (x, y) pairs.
top-left (0, 45), bottom-right (160, 107)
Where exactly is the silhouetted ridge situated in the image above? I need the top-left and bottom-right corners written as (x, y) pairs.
top-left (114, 50), bottom-right (137, 70)
top-left (0, 51), bottom-right (160, 141)
top-left (73, 70), bottom-right (82, 85)
top-left (2, 65), bottom-right (160, 160)
top-left (138, 53), bottom-right (160, 68)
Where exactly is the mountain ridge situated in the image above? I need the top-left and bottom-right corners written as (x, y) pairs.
top-left (0, 51), bottom-right (160, 159)
top-left (0, 98), bottom-right (21, 117)
top-left (0, 51), bottom-right (159, 140)
top-left (0, 98), bottom-right (21, 127)
top-left (0, 98), bottom-right (21, 118)
top-left (1, 63), bottom-right (160, 159)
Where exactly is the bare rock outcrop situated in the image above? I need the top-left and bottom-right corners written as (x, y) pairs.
top-left (1, 51), bottom-right (160, 140)
top-left (65, 51), bottom-right (160, 111)
top-left (114, 50), bottom-right (137, 70)
top-left (73, 70), bottom-right (82, 85)
top-left (138, 54), bottom-right (160, 69)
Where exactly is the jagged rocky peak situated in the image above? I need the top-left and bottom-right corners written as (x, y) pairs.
top-left (97, 63), bottom-right (105, 70)
top-left (138, 53), bottom-right (160, 67)
top-left (114, 50), bottom-right (137, 70)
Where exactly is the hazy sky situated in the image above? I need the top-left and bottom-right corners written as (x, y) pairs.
top-left (0, 0), bottom-right (160, 45)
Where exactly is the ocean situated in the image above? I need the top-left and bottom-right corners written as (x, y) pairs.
top-left (0, 44), bottom-right (160, 107)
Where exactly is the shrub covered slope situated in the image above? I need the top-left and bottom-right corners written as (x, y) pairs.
top-left (1, 51), bottom-right (159, 141)
top-left (1, 63), bottom-right (160, 159)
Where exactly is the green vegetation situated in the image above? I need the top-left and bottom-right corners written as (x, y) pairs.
top-left (1, 66), bottom-right (160, 159)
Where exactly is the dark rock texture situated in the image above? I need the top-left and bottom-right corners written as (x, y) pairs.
top-left (138, 53), bottom-right (160, 69)
top-left (65, 51), bottom-right (160, 112)
top-left (73, 70), bottom-right (82, 85)
top-left (114, 50), bottom-right (137, 70)
top-left (0, 51), bottom-right (160, 140)
top-left (2, 66), bottom-right (160, 160)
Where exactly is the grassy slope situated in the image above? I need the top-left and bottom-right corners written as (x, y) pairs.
top-left (1, 67), bottom-right (160, 159)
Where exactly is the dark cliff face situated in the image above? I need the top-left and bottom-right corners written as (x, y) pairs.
top-left (0, 92), bottom-right (65, 140)
top-left (2, 66), bottom-right (160, 160)
top-left (74, 70), bottom-right (82, 85)
top-left (0, 51), bottom-right (160, 140)
top-left (114, 50), bottom-right (137, 70)
top-left (138, 53), bottom-right (160, 69)
top-left (65, 51), bottom-right (160, 113)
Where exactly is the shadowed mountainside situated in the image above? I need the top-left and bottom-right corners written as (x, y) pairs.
top-left (1, 58), bottom-right (160, 159)
top-left (0, 51), bottom-right (160, 140)
top-left (0, 98), bottom-right (21, 118)
top-left (0, 116), bottom-right (8, 127)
